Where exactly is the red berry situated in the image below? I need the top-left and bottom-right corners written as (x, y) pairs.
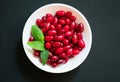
top-left (49, 52), bottom-right (53, 57)
top-left (65, 48), bottom-right (73, 56)
top-left (73, 46), bottom-right (82, 51)
top-left (60, 42), bottom-right (64, 47)
top-left (52, 16), bottom-right (58, 26)
top-left (45, 42), bottom-right (51, 49)
top-left (65, 11), bottom-right (72, 18)
top-left (47, 58), bottom-right (52, 65)
top-left (69, 43), bottom-right (73, 47)
top-left (41, 23), bottom-right (50, 32)
top-left (56, 24), bottom-right (62, 30)
top-left (58, 59), bottom-right (65, 64)
top-left (77, 33), bottom-right (83, 40)
top-left (49, 25), bottom-right (56, 30)
top-left (36, 19), bottom-right (42, 27)
top-left (50, 48), bottom-right (56, 53)
top-left (52, 42), bottom-right (61, 48)
top-left (45, 36), bottom-right (53, 41)
top-left (51, 56), bottom-right (59, 62)
top-left (48, 30), bottom-right (57, 36)
top-left (70, 15), bottom-right (76, 21)
top-left (46, 13), bottom-right (52, 18)
top-left (78, 23), bottom-right (84, 32)
top-left (57, 29), bottom-right (65, 35)
top-left (63, 25), bottom-right (69, 32)
top-left (41, 16), bottom-right (46, 23)
top-left (58, 19), bottom-right (65, 25)
top-left (55, 47), bottom-right (63, 55)
top-left (63, 45), bottom-right (71, 51)
top-left (33, 50), bottom-right (40, 57)
top-left (59, 53), bottom-right (67, 59)
top-left (41, 28), bottom-right (45, 33)
top-left (29, 36), bottom-right (34, 41)
top-left (72, 33), bottom-right (78, 43)
top-left (65, 18), bottom-right (71, 25)
top-left (46, 16), bottom-right (53, 23)
top-left (54, 35), bottom-right (64, 41)
top-left (64, 57), bottom-right (69, 63)
top-left (56, 10), bottom-right (65, 17)
top-left (70, 22), bottom-right (75, 30)
top-left (78, 39), bottom-right (85, 48)
top-left (72, 49), bottom-right (80, 55)
top-left (65, 31), bottom-right (73, 37)
top-left (63, 39), bottom-right (69, 45)
top-left (52, 63), bottom-right (57, 67)
top-left (74, 23), bottom-right (79, 32)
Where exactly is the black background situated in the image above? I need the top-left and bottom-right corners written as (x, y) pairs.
top-left (0, 0), bottom-right (120, 82)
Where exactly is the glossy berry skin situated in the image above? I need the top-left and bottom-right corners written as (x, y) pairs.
top-left (64, 57), bottom-right (69, 63)
top-left (52, 42), bottom-right (61, 48)
top-left (46, 16), bottom-right (53, 23)
top-left (54, 35), bottom-right (64, 41)
top-left (70, 15), bottom-right (76, 21)
top-left (65, 48), bottom-right (73, 56)
top-left (56, 10), bottom-right (65, 17)
top-left (57, 35), bottom-right (64, 41)
top-left (48, 30), bottom-right (57, 36)
top-left (46, 13), bottom-right (52, 18)
top-left (65, 31), bottom-right (73, 37)
top-left (41, 16), bottom-right (46, 23)
top-left (47, 59), bottom-right (52, 65)
top-left (58, 19), bottom-right (65, 25)
top-left (45, 42), bottom-right (51, 49)
top-left (45, 36), bottom-right (53, 42)
top-left (33, 50), bottom-right (40, 57)
top-left (57, 59), bottom-right (65, 64)
top-left (41, 28), bottom-right (46, 33)
top-left (63, 25), bottom-right (69, 32)
top-left (78, 39), bottom-right (85, 48)
top-left (65, 18), bottom-right (71, 25)
top-left (72, 49), bottom-right (80, 55)
top-left (70, 22), bottom-right (75, 30)
top-left (36, 19), bottom-right (42, 27)
top-left (72, 33), bottom-right (78, 43)
top-left (65, 11), bottom-right (72, 18)
top-left (29, 36), bottom-right (34, 41)
top-left (42, 23), bottom-right (50, 32)
top-left (57, 29), bottom-right (65, 35)
top-left (55, 47), bottom-right (63, 55)
top-left (78, 23), bottom-right (84, 32)
top-left (52, 63), bottom-right (57, 67)
top-left (56, 24), bottom-right (62, 30)
top-left (77, 33), bottom-right (83, 40)
top-left (49, 52), bottom-right (53, 57)
top-left (52, 16), bottom-right (58, 26)
top-left (51, 56), bottom-right (59, 62)
top-left (59, 53), bottom-right (67, 59)
top-left (63, 45), bottom-right (71, 51)
top-left (63, 39), bottom-right (69, 45)
top-left (49, 25), bottom-right (56, 30)
top-left (73, 46), bottom-right (82, 51)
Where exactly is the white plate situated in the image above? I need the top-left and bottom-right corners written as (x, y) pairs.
top-left (22, 3), bottom-right (92, 73)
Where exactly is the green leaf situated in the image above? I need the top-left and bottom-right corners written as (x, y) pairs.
top-left (31, 25), bottom-right (44, 43)
top-left (40, 49), bottom-right (49, 65)
top-left (27, 41), bottom-right (45, 50)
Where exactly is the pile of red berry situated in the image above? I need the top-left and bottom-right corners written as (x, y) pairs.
top-left (29, 10), bottom-right (85, 67)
